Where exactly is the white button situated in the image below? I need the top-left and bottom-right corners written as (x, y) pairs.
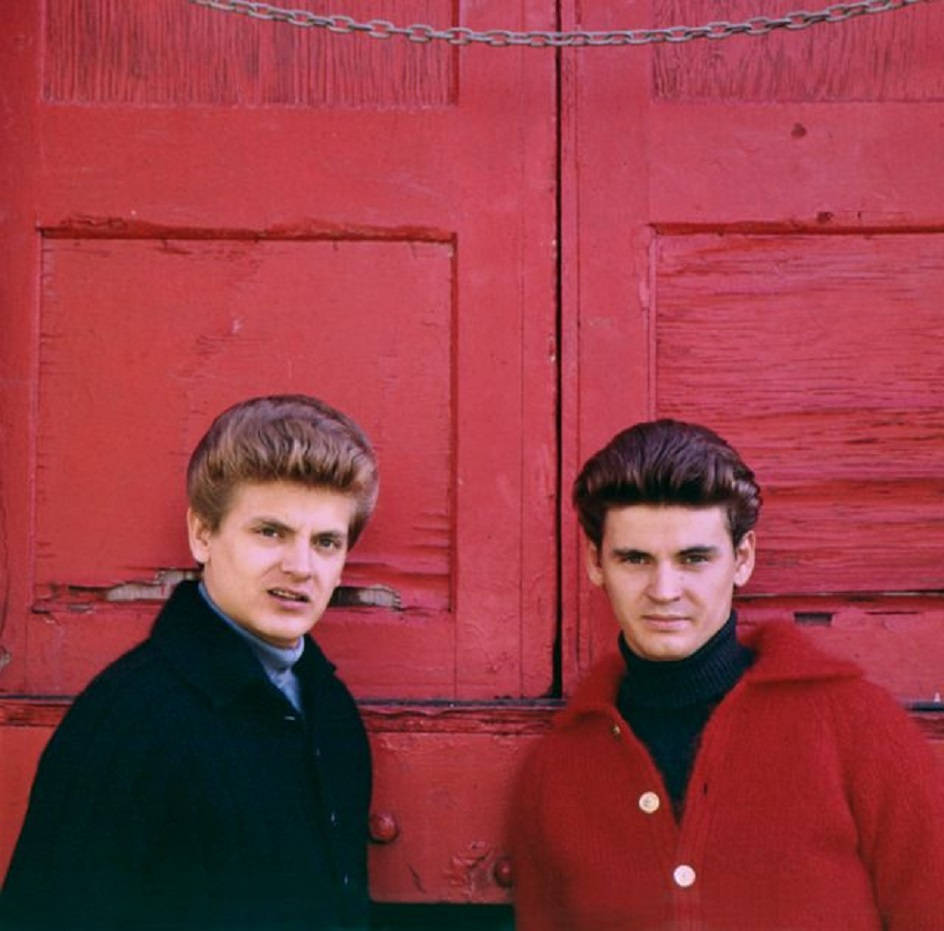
top-left (638, 791), bottom-right (660, 814)
top-left (673, 864), bottom-right (696, 888)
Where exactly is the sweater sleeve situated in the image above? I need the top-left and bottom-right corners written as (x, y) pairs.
top-left (507, 739), bottom-right (571, 931)
top-left (832, 680), bottom-right (944, 931)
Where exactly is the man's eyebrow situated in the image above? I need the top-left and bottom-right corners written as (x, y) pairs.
top-left (314, 529), bottom-right (347, 541)
top-left (253, 516), bottom-right (292, 529)
top-left (252, 518), bottom-right (348, 541)
top-left (679, 545), bottom-right (719, 556)
top-left (610, 547), bottom-right (650, 558)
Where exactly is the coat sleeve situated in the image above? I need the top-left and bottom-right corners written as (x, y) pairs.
top-left (0, 680), bottom-right (177, 931)
top-left (832, 681), bottom-right (944, 931)
top-left (506, 740), bottom-right (571, 931)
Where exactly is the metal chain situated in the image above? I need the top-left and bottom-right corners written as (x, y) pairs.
top-left (187, 0), bottom-right (933, 47)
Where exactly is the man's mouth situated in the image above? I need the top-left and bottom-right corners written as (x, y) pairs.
top-left (268, 588), bottom-right (310, 603)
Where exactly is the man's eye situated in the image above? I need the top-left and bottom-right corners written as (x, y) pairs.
top-left (620, 553), bottom-right (647, 565)
top-left (256, 526), bottom-right (281, 539)
top-left (683, 553), bottom-right (709, 565)
top-left (315, 536), bottom-right (341, 551)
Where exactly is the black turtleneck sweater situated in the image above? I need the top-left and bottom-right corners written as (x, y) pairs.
top-left (616, 612), bottom-right (753, 816)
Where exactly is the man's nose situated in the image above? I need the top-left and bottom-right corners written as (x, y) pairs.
top-left (280, 540), bottom-right (314, 577)
top-left (646, 563), bottom-right (681, 601)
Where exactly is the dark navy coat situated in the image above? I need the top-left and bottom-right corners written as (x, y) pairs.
top-left (1, 581), bottom-right (371, 931)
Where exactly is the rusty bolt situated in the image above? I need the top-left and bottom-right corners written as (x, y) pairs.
top-left (493, 856), bottom-right (514, 888)
top-left (368, 811), bottom-right (400, 844)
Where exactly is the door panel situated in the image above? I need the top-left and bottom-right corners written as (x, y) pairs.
top-left (4, 0), bottom-right (943, 905)
top-left (34, 237), bottom-right (454, 695)
top-left (43, 0), bottom-right (456, 108)
top-left (2, 0), bottom-right (558, 703)
top-left (563, 0), bottom-right (944, 710)
top-left (1, 0), bottom-right (557, 902)
top-left (654, 232), bottom-right (944, 597)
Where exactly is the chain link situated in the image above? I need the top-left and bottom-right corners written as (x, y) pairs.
top-left (187, 0), bottom-right (933, 47)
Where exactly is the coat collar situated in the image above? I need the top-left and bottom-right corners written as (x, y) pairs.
top-left (557, 620), bottom-right (863, 728)
top-left (150, 580), bottom-right (336, 709)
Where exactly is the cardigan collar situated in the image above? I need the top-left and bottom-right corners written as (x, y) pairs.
top-left (559, 619), bottom-right (863, 727)
top-left (149, 580), bottom-right (336, 709)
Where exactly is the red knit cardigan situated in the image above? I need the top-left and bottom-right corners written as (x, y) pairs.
top-left (509, 622), bottom-right (944, 931)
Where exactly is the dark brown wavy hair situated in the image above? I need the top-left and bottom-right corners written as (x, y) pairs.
top-left (573, 419), bottom-right (761, 547)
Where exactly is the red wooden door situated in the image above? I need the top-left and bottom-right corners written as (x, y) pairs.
top-left (0, 0), bottom-right (556, 902)
top-left (562, 0), bottom-right (944, 733)
top-left (3, 0), bottom-right (943, 909)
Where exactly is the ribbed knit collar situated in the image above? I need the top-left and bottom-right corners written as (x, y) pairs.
top-left (618, 612), bottom-right (753, 710)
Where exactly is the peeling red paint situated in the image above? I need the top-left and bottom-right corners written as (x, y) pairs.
top-left (42, 216), bottom-right (455, 244)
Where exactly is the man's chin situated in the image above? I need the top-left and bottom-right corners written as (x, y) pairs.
top-left (630, 632), bottom-right (696, 663)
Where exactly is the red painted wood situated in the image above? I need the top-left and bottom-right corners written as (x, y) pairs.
top-left (654, 233), bottom-right (944, 597)
top-left (4, 0), bottom-right (943, 905)
top-left (0, 0), bottom-right (557, 902)
top-left (0, 725), bottom-right (56, 882)
top-left (653, 0), bottom-right (944, 102)
top-left (564, 0), bottom-right (944, 689)
top-left (737, 597), bottom-right (944, 706)
top-left (33, 237), bottom-right (457, 697)
top-left (43, 0), bottom-right (456, 108)
top-left (2, 695), bottom-right (941, 899)
top-left (1, 0), bottom-right (558, 704)
top-left (0, 699), bottom-right (556, 902)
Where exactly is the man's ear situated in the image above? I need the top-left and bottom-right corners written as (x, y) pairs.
top-left (586, 538), bottom-right (605, 588)
top-left (186, 508), bottom-right (212, 565)
top-left (733, 529), bottom-right (756, 587)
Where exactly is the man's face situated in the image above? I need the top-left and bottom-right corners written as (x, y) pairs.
top-left (187, 480), bottom-right (356, 648)
top-left (587, 504), bottom-right (755, 662)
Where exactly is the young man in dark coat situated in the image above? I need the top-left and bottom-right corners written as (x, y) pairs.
top-left (510, 419), bottom-right (944, 930)
top-left (1, 395), bottom-right (379, 931)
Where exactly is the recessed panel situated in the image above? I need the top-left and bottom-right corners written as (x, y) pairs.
top-left (653, 1), bottom-right (944, 102)
top-left (44, 0), bottom-right (456, 107)
top-left (36, 237), bottom-right (453, 612)
top-left (654, 232), bottom-right (944, 595)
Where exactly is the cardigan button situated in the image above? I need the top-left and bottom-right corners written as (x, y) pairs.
top-left (638, 791), bottom-right (660, 814)
top-left (673, 864), bottom-right (696, 888)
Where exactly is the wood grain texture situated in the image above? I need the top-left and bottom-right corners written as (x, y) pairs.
top-left (4, 0), bottom-right (561, 904)
top-left (653, 0), bottom-right (944, 101)
top-left (0, 702), bottom-right (552, 900)
top-left (37, 237), bottom-right (453, 608)
top-left (27, 236), bottom-right (461, 698)
top-left (44, 0), bottom-right (455, 107)
top-left (8, 0), bottom-right (560, 709)
top-left (654, 232), bottom-right (944, 596)
top-left (739, 596), bottom-right (944, 703)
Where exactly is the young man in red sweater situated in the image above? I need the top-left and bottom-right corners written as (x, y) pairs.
top-left (510, 419), bottom-right (944, 930)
